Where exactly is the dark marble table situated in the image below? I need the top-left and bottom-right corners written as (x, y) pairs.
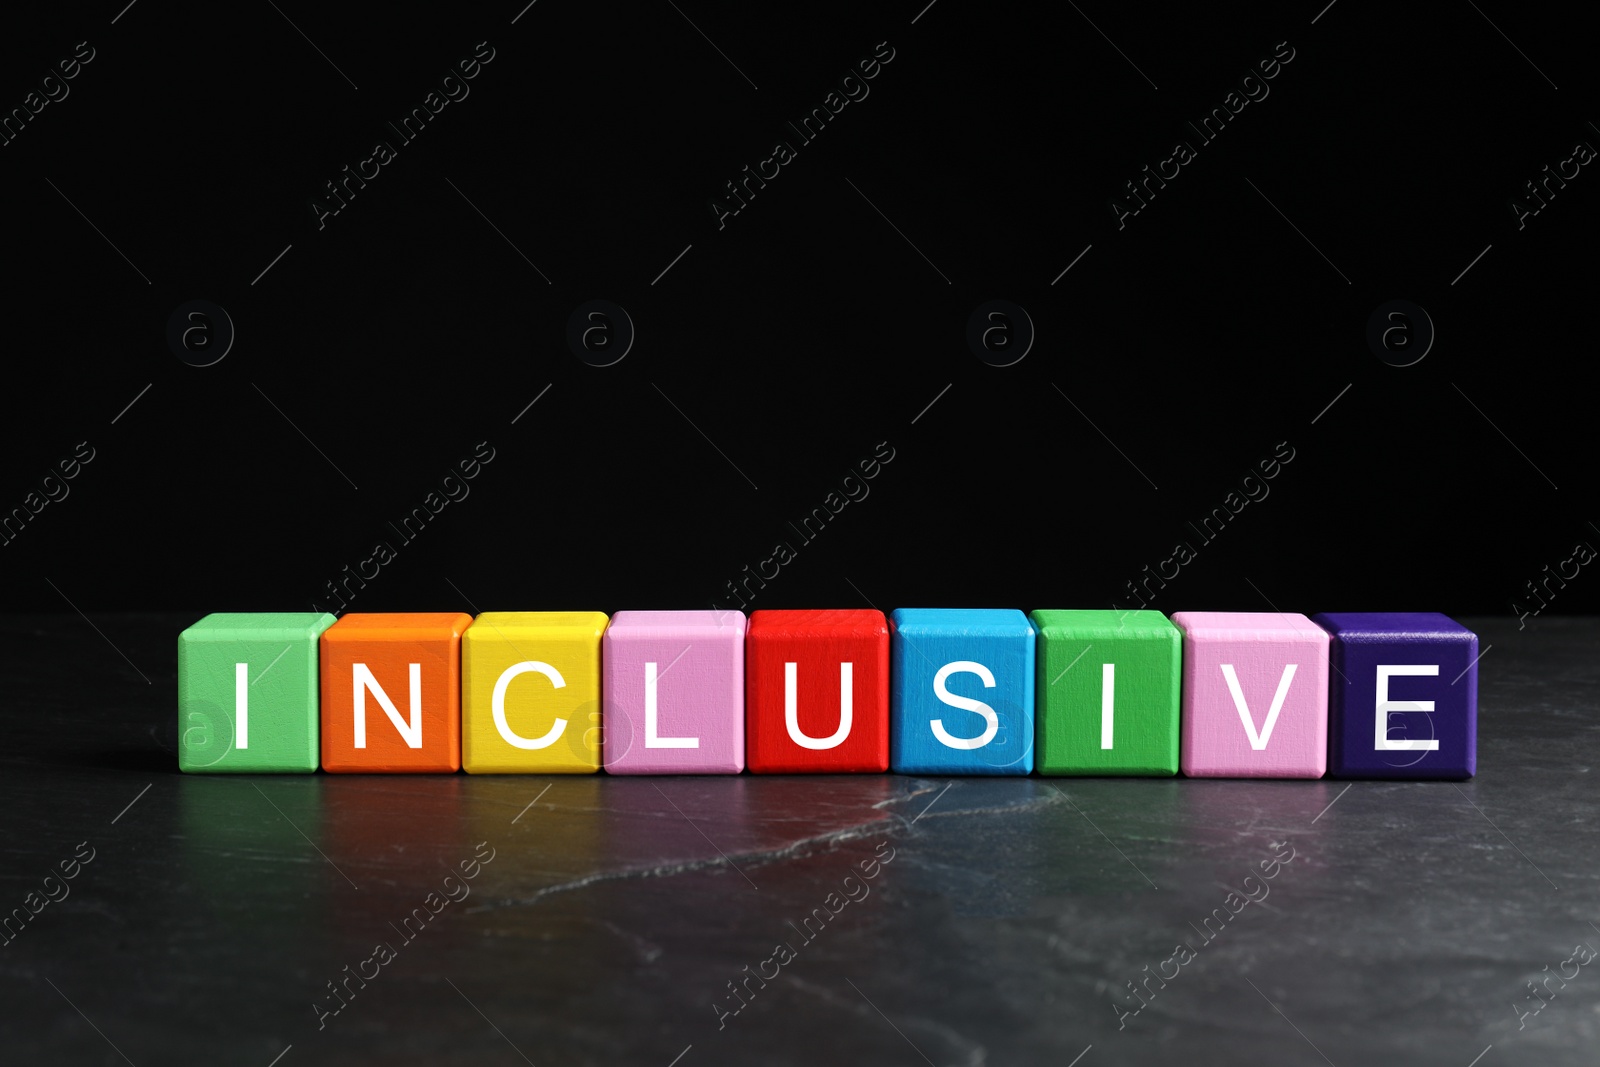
top-left (2, 614), bottom-right (1595, 1065)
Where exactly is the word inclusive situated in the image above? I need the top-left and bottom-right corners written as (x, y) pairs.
top-left (177, 609), bottom-right (1478, 779)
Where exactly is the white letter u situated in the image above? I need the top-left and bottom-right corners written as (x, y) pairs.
top-left (785, 661), bottom-right (852, 750)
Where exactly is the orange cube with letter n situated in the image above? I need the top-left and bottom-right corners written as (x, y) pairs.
top-left (319, 612), bottom-right (472, 772)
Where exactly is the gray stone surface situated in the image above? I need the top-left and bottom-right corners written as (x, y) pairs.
top-left (1, 614), bottom-right (1595, 1064)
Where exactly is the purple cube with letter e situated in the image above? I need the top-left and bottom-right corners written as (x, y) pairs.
top-left (1312, 612), bottom-right (1478, 779)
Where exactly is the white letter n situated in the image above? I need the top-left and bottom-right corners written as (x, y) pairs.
top-left (353, 662), bottom-right (423, 748)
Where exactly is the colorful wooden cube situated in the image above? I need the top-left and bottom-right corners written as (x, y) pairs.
top-left (889, 608), bottom-right (1034, 775)
top-left (1172, 611), bottom-right (1329, 778)
top-left (320, 612), bottom-right (472, 773)
top-left (462, 612), bottom-right (608, 774)
top-left (1312, 612), bottom-right (1478, 779)
top-left (1032, 609), bottom-right (1180, 776)
top-left (177, 612), bottom-right (336, 772)
top-left (601, 610), bottom-right (745, 775)
top-left (746, 609), bottom-right (889, 773)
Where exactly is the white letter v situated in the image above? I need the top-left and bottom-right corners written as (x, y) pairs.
top-left (1220, 663), bottom-right (1297, 751)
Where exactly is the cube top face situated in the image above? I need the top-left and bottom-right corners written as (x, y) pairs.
top-left (1173, 611), bottom-right (1329, 778)
top-left (1312, 612), bottom-right (1478, 780)
top-left (180, 612), bottom-right (336, 641)
top-left (1170, 611), bottom-right (1330, 644)
top-left (461, 612), bottom-right (608, 774)
top-left (608, 609), bottom-right (746, 637)
top-left (322, 612), bottom-right (476, 642)
top-left (890, 608), bottom-right (1034, 775)
top-left (748, 609), bottom-right (887, 640)
top-left (890, 607), bottom-right (1033, 639)
top-left (320, 612), bottom-right (472, 773)
top-left (178, 613), bottom-right (336, 773)
top-left (1031, 609), bottom-right (1174, 640)
top-left (468, 611), bottom-right (609, 639)
top-left (603, 610), bottom-right (746, 775)
top-left (746, 609), bottom-right (889, 773)
top-left (1312, 612), bottom-right (1472, 641)
top-left (1031, 609), bottom-right (1179, 776)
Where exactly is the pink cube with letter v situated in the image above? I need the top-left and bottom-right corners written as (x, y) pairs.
top-left (1173, 611), bottom-right (1330, 778)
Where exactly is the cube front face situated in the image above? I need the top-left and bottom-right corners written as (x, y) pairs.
top-left (462, 612), bottom-right (607, 774)
top-left (890, 609), bottom-right (1034, 775)
top-left (746, 610), bottom-right (889, 773)
top-left (602, 610), bottom-right (745, 775)
top-left (320, 613), bottom-right (472, 773)
top-left (1313, 612), bottom-right (1478, 779)
top-left (1033, 609), bottom-right (1179, 776)
top-left (178, 613), bottom-right (336, 773)
top-left (1173, 611), bottom-right (1329, 778)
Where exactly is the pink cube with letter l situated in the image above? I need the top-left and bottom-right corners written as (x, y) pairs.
top-left (601, 610), bottom-right (746, 774)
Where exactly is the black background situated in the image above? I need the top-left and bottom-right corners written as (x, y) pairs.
top-left (3, 0), bottom-right (1594, 621)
